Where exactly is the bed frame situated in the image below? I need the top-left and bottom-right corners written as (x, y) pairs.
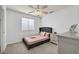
top-left (23, 27), bottom-right (52, 50)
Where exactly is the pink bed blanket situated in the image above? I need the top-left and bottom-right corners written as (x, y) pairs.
top-left (24, 35), bottom-right (49, 45)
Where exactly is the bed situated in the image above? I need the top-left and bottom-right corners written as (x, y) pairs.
top-left (23, 27), bottom-right (52, 50)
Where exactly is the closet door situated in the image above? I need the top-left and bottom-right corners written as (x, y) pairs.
top-left (58, 36), bottom-right (79, 54)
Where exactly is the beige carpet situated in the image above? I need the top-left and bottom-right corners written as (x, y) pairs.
top-left (3, 42), bottom-right (58, 54)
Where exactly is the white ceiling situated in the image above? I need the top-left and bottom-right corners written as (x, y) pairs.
top-left (7, 5), bottom-right (70, 17)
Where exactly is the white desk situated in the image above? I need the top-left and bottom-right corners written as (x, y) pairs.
top-left (57, 32), bottom-right (79, 54)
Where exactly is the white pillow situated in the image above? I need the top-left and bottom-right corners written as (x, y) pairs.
top-left (40, 32), bottom-right (45, 36)
top-left (45, 32), bottom-right (50, 37)
top-left (75, 24), bottom-right (79, 33)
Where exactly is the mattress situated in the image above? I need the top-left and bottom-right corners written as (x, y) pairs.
top-left (23, 35), bottom-right (49, 45)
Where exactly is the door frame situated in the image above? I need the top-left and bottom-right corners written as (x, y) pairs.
top-left (1, 5), bottom-right (7, 53)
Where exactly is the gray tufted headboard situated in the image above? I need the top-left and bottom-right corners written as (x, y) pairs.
top-left (39, 27), bottom-right (52, 33)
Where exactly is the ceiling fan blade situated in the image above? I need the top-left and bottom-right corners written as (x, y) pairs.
top-left (28, 5), bottom-right (36, 9)
top-left (49, 11), bottom-right (54, 13)
top-left (41, 5), bottom-right (48, 9)
top-left (43, 11), bottom-right (48, 14)
top-left (28, 11), bottom-right (34, 13)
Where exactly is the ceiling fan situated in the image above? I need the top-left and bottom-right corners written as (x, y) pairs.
top-left (28, 5), bottom-right (54, 16)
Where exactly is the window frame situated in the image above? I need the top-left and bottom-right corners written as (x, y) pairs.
top-left (21, 17), bottom-right (35, 31)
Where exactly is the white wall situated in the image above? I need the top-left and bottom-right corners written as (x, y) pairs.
top-left (42, 6), bottom-right (79, 33)
top-left (6, 9), bottom-right (41, 44)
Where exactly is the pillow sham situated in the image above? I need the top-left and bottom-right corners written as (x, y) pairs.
top-left (45, 32), bottom-right (50, 37)
top-left (40, 32), bottom-right (46, 36)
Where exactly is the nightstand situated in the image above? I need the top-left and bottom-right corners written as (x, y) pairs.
top-left (50, 32), bottom-right (58, 45)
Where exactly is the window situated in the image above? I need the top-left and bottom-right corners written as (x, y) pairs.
top-left (22, 17), bottom-right (34, 31)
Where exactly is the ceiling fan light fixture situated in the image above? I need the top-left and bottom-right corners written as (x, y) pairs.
top-left (33, 9), bottom-right (43, 16)
top-left (35, 11), bottom-right (42, 16)
top-left (28, 5), bottom-right (54, 16)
